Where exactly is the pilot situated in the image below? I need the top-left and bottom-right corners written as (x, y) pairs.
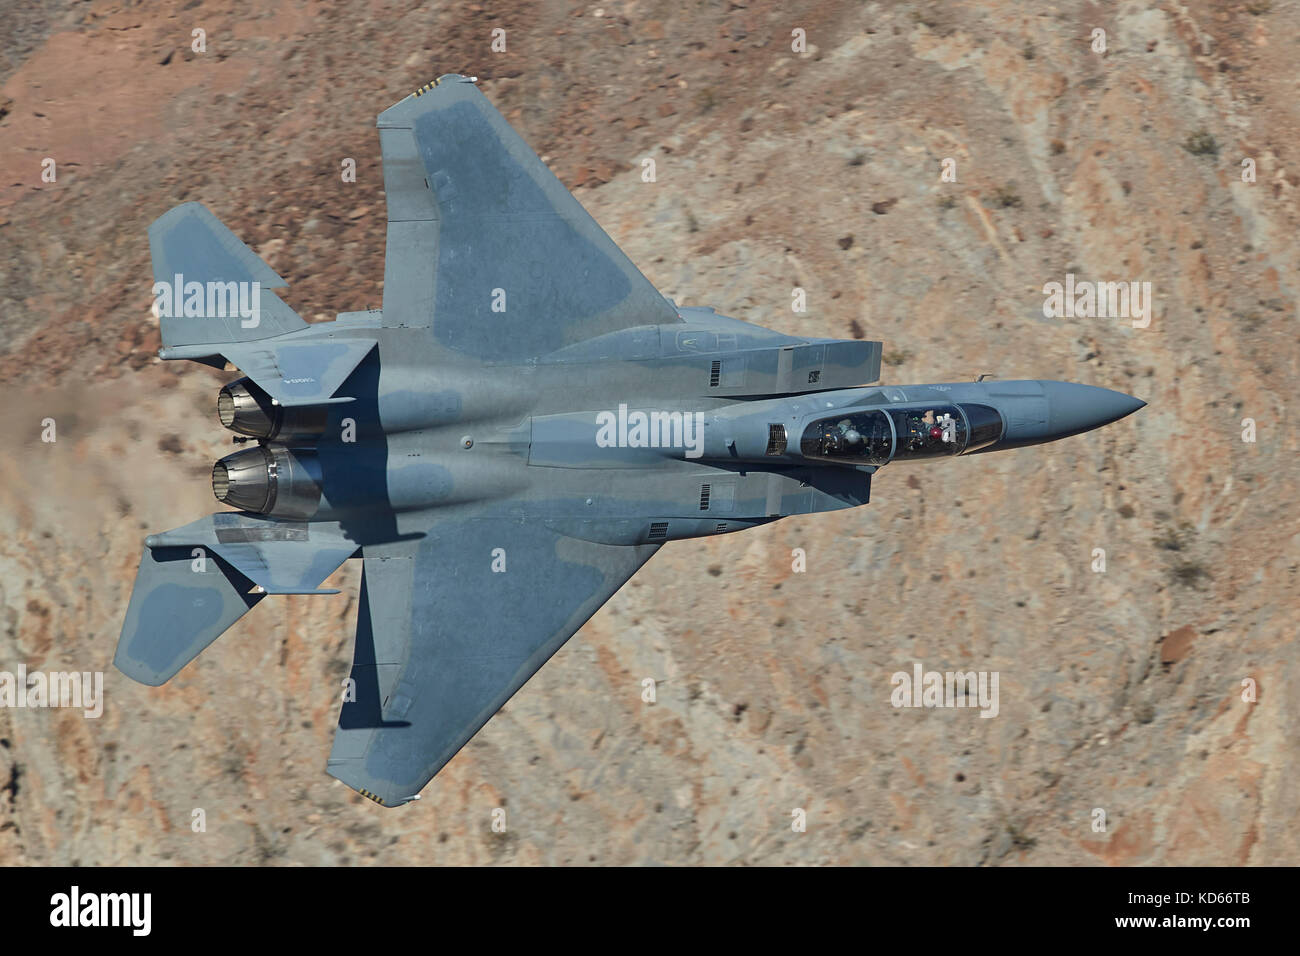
top-left (919, 410), bottom-right (943, 445)
top-left (819, 419), bottom-right (847, 455)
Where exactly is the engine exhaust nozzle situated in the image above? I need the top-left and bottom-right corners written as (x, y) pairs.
top-left (217, 379), bottom-right (328, 440)
top-left (212, 444), bottom-right (322, 518)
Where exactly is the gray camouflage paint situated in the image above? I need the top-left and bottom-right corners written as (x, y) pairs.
top-left (116, 75), bottom-right (1144, 807)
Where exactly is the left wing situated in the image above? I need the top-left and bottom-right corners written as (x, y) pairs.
top-left (327, 518), bottom-right (658, 806)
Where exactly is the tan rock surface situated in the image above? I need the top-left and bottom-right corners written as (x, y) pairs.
top-left (0, 0), bottom-right (1295, 864)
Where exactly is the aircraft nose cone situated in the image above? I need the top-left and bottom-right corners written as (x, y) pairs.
top-left (1043, 382), bottom-right (1145, 440)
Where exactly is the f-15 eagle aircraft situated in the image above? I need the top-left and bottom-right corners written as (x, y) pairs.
top-left (116, 75), bottom-right (1144, 806)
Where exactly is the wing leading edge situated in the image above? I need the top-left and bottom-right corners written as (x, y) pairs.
top-left (375, 74), bottom-right (681, 360)
top-left (328, 518), bottom-right (658, 806)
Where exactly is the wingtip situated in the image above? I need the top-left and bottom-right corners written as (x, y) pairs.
top-left (326, 761), bottom-right (419, 808)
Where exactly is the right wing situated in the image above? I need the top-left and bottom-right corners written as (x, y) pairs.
top-left (375, 74), bottom-right (681, 361)
top-left (327, 518), bottom-right (658, 806)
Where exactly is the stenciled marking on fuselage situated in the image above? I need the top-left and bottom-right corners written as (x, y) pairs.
top-left (595, 404), bottom-right (705, 459)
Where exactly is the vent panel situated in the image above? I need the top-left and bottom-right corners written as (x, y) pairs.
top-left (766, 423), bottom-right (788, 456)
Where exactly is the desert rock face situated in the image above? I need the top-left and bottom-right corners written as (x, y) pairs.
top-left (0, 0), bottom-right (1295, 865)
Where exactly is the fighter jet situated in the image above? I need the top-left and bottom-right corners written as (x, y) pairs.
top-left (116, 75), bottom-right (1144, 807)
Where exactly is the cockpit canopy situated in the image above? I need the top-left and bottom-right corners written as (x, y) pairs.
top-left (798, 403), bottom-right (1003, 465)
top-left (800, 409), bottom-right (895, 465)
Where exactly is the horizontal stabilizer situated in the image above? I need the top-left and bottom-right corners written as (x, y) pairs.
top-left (149, 202), bottom-right (307, 347)
top-left (223, 338), bottom-right (375, 407)
top-left (115, 546), bottom-right (263, 686)
top-left (117, 515), bottom-right (359, 686)
top-left (145, 513), bottom-right (359, 593)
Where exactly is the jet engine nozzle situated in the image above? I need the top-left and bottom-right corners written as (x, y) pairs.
top-left (212, 444), bottom-right (322, 518)
top-left (217, 379), bottom-right (328, 440)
